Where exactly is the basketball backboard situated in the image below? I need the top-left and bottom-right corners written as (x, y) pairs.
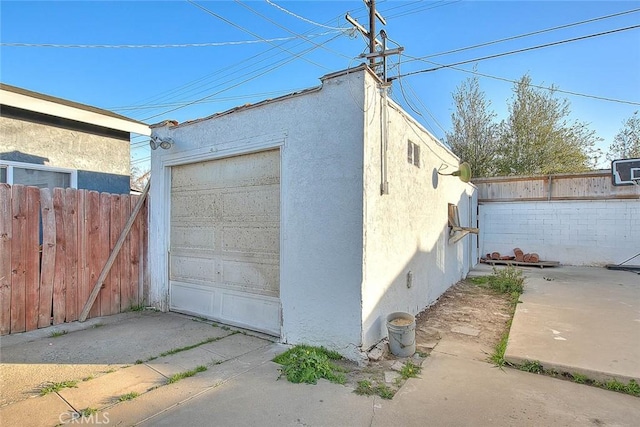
top-left (611, 158), bottom-right (640, 186)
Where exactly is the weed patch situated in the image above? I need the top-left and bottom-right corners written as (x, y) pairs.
top-left (274, 345), bottom-right (346, 385)
top-left (519, 360), bottom-right (544, 374)
top-left (79, 408), bottom-right (98, 417)
top-left (400, 361), bottom-right (421, 379)
top-left (40, 380), bottom-right (78, 396)
top-left (354, 380), bottom-right (396, 399)
top-left (118, 392), bottom-right (140, 402)
top-left (50, 330), bottom-right (67, 338)
top-left (472, 266), bottom-right (524, 301)
top-left (167, 366), bottom-right (207, 384)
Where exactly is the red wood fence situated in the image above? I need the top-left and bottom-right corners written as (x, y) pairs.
top-left (0, 184), bottom-right (148, 335)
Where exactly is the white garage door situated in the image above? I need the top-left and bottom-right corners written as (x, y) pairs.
top-left (169, 150), bottom-right (280, 335)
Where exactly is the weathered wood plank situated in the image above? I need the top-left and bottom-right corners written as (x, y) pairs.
top-left (129, 195), bottom-right (140, 308)
top-left (52, 188), bottom-right (66, 325)
top-left (98, 193), bottom-right (111, 317)
top-left (25, 186), bottom-right (41, 331)
top-left (0, 184), bottom-right (12, 335)
top-left (87, 191), bottom-right (101, 319)
top-left (64, 189), bottom-right (79, 322)
top-left (107, 194), bottom-right (121, 316)
top-left (10, 185), bottom-right (27, 333)
top-left (76, 190), bottom-right (87, 319)
top-left (120, 195), bottom-right (132, 310)
top-left (38, 188), bottom-right (55, 328)
top-left (141, 196), bottom-right (149, 306)
top-left (79, 182), bottom-right (149, 321)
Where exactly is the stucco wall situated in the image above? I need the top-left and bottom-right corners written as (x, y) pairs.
top-left (361, 92), bottom-right (477, 349)
top-left (149, 71), bottom-right (367, 359)
top-left (479, 200), bottom-right (639, 266)
top-left (0, 115), bottom-right (130, 175)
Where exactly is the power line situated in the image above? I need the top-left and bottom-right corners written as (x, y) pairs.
top-left (404, 55), bottom-right (640, 106)
top-left (0, 32), bottom-right (341, 49)
top-left (265, 0), bottom-right (350, 31)
top-left (405, 7), bottom-right (640, 62)
top-left (234, 0), bottom-right (352, 61)
top-left (395, 24), bottom-right (640, 79)
top-left (188, 0), bottom-right (328, 70)
top-left (141, 32), bottom-right (344, 121)
top-left (385, 0), bottom-right (461, 19)
top-left (114, 88), bottom-right (306, 112)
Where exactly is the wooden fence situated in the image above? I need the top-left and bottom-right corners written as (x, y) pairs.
top-left (0, 184), bottom-right (148, 335)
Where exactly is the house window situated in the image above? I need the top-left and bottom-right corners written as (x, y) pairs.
top-left (0, 160), bottom-right (77, 191)
top-left (407, 141), bottom-right (420, 167)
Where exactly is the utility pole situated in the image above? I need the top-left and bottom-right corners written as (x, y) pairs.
top-left (345, 0), bottom-right (402, 83)
top-left (368, 0), bottom-right (376, 68)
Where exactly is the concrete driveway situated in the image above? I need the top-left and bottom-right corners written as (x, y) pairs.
top-left (502, 265), bottom-right (640, 383)
top-left (1, 265), bottom-right (639, 426)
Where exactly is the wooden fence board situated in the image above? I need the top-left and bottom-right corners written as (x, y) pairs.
top-left (1, 185), bottom-right (148, 334)
top-left (120, 195), bottom-right (132, 310)
top-left (52, 188), bottom-right (66, 325)
top-left (141, 199), bottom-right (149, 305)
top-left (128, 195), bottom-right (139, 308)
top-left (77, 190), bottom-right (88, 320)
top-left (108, 194), bottom-right (121, 316)
top-left (10, 185), bottom-right (27, 333)
top-left (64, 189), bottom-right (79, 322)
top-left (87, 191), bottom-right (101, 319)
top-left (25, 187), bottom-right (40, 331)
top-left (98, 193), bottom-right (111, 317)
top-left (38, 188), bottom-right (56, 328)
top-left (0, 184), bottom-right (12, 335)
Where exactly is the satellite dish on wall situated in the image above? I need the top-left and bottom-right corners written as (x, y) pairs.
top-left (438, 162), bottom-right (472, 183)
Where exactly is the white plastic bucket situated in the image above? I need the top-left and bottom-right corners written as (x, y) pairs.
top-left (386, 312), bottom-right (416, 357)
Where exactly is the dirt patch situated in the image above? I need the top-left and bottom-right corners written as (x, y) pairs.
top-left (415, 279), bottom-right (513, 355)
top-left (342, 278), bottom-right (514, 396)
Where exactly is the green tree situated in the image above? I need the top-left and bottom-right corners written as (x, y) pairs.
top-left (608, 111), bottom-right (640, 160)
top-left (445, 76), bottom-right (499, 178)
top-left (496, 75), bottom-right (601, 175)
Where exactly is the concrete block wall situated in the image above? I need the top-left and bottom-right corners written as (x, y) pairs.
top-left (479, 200), bottom-right (639, 266)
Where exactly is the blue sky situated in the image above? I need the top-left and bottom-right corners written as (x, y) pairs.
top-left (2, 1), bottom-right (639, 170)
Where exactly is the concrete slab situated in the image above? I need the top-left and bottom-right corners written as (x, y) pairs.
top-left (57, 364), bottom-right (166, 410)
top-left (136, 360), bottom-right (374, 427)
top-left (198, 333), bottom-right (272, 359)
top-left (505, 266), bottom-right (640, 382)
top-left (0, 392), bottom-right (72, 427)
top-left (145, 348), bottom-right (224, 378)
top-left (0, 311), bottom-right (228, 405)
top-left (373, 351), bottom-right (640, 427)
top-left (451, 325), bottom-right (481, 337)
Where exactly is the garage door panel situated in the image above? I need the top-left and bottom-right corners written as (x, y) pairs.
top-left (171, 225), bottom-right (216, 250)
top-left (170, 149), bottom-right (280, 335)
top-left (222, 260), bottom-right (279, 297)
top-left (221, 186), bottom-right (280, 219)
top-left (171, 193), bottom-right (220, 219)
top-left (221, 225), bottom-right (279, 254)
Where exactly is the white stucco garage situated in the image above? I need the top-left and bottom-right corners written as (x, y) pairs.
top-left (149, 65), bottom-right (477, 360)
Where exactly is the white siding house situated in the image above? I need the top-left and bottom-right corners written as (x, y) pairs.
top-left (149, 66), bottom-right (477, 360)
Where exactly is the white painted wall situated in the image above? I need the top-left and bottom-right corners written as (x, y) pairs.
top-left (479, 200), bottom-right (639, 266)
top-left (150, 69), bottom-right (367, 359)
top-left (360, 90), bottom-right (477, 349)
top-left (149, 67), bottom-right (479, 359)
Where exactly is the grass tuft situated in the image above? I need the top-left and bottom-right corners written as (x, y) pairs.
top-left (40, 380), bottom-right (78, 396)
top-left (79, 408), bottom-right (98, 417)
top-left (520, 360), bottom-right (544, 374)
top-left (273, 345), bottom-right (346, 385)
top-left (354, 380), bottom-right (396, 399)
top-left (50, 330), bottom-right (67, 338)
top-left (166, 365), bottom-right (207, 384)
top-left (400, 361), bottom-right (421, 379)
top-left (118, 392), bottom-right (140, 402)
